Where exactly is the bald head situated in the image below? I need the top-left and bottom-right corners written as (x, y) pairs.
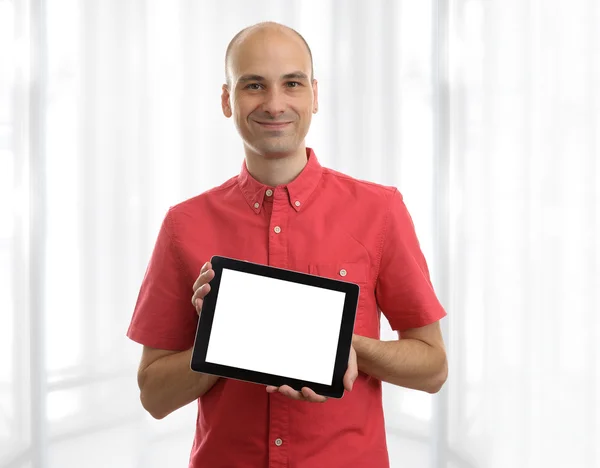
top-left (225, 22), bottom-right (314, 86)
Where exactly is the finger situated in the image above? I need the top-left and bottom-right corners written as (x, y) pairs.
top-left (192, 262), bottom-right (213, 290)
top-left (266, 386), bottom-right (279, 393)
top-left (343, 370), bottom-right (357, 392)
top-left (193, 294), bottom-right (208, 311)
top-left (192, 268), bottom-right (214, 292)
top-left (191, 288), bottom-right (202, 309)
top-left (191, 283), bottom-right (211, 304)
top-left (277, 385), bottom-right (305, 401)
top-left (344, 348), bottom-right (358, 392)
top-left (278, 385), bottom-right (327, 403)
top-left (301, 387), bottom-right (327, 403)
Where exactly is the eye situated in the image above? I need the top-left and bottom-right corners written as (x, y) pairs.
top-left (286, 81), bottom-right (301, 88)
top-left (245, 83), bottom-right (262, 90)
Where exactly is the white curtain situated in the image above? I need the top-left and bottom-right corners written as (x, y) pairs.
top-left (446, 1), bottom-right (600, 467)
top-left (0, 0), bottom-right (597, 467)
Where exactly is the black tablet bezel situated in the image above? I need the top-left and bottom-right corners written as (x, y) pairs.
top-left (190, 255), bottom-right (359, 399)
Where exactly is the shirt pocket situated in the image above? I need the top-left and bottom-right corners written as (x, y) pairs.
top-left (308, 262), bottom-right (368, 284)
top-left (307, 262), bottom-right (370, 333)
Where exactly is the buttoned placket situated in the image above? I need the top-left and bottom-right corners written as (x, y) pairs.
top-left (267, 186), bottom-right (291, 468)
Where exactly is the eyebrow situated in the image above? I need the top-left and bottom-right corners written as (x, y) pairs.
top-left (237, 71), bottom-right (309, 83)
top-left (282, 71), bottom-right (309, 81)
top-left (238, 74), bottom-right (265, 83)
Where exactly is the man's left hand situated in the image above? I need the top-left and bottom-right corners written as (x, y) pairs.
top-left (265, 344), bottom-right (358, 403)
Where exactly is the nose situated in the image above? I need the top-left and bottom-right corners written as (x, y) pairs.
top-left (261, 88), bottom-right (286, 118)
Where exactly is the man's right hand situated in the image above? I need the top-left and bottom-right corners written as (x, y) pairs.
top-left (191, 261), bottom-right (215, 315)
top-left (137, 261), bottom-right (219, 420)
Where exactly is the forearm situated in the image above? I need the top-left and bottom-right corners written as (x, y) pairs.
top-left (352, 335), bottom-right (447, 393)
top-left (138, 348), bottom-right (220, 419)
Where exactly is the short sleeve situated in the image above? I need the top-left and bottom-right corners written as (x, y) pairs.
top-left (126, 209), bottom-right (198, 350)
top-left (375, 189), bottom-right (447, 332)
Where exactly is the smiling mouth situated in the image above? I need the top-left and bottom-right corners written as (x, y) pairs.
top-left (254, 121), bottom-right (292, 130)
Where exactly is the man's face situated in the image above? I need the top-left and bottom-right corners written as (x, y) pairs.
top-left (222, 29), bottom-right (318, 157)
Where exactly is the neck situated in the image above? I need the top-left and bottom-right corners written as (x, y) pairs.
top-left (244, 145), bottom-right (308, 187)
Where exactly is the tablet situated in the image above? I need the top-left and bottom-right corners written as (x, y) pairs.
top-left (190, 255), bottom-right (359, 398)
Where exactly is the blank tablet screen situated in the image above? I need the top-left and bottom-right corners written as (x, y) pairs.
top-left (205, 268), bottom-right (346, 386)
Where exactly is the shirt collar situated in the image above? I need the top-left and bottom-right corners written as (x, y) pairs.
top-left (238, 147), bottom-right (323, 214)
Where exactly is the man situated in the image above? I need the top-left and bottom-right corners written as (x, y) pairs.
top-left (127, 21), bottom-right (447, 468)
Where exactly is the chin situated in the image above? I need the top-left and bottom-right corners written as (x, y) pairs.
top-left (248, 140), bottom-right (301, 158)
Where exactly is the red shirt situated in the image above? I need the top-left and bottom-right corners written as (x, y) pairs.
top-left (127, 148), bottom-right (446, 468)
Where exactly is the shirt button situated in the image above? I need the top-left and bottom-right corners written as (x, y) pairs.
top-left (339, 269), bottom-right (347, 277)
top-left (266, 189), bottom-right (273, 196)
top-left (253, 202), bottom-right (260, 209)
top-left (275, 438), bottom-right (283, 447)
top-left (274, 226), bottom-right (281, 234)
top-left (294, 200), bottom-right (301, 207)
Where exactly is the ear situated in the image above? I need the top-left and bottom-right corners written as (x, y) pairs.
top-left (312, 79), bottom-right (319, 114)
top-left (221, 84), bottom-right (232, 118)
